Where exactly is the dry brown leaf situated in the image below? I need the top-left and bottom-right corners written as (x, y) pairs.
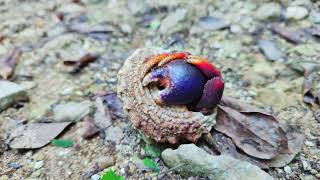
top-left (63, 53), bottom-right (99, 73)
top-left (0, 35), bottom-right (5, 43)
top-left (308, 25), bottom-right (320, 38)
top-left (204, 132), bottom-right (269, 169)
top-left (302, 63), bottom-right (320, 105)
top-left (215, 96), bottom-right (289, 159)
top-left (94, 97), bottom-right (112, 130)
top-left (67, 23), bottom-right (113, 40)
top-left (205, 127), bottom-right (305, 168)
top-left (8, 122), bottom-right (71, 149)
top-left (81, 117), bottom-right (99, 139)
top-left (0, 47), bottom-right (22, 79)
top-left (101, 92), bottom-right (126, 120)
top-left (263, 126), bottom-right (305, 167)
top-left (270, 25), bottom-right (305, 44)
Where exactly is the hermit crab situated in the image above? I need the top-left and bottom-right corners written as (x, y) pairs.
top-left (117, 48), bottom-right (224, 144)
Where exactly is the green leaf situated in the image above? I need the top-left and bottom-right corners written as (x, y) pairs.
top-left (149, 19), bottom-right (161, 31)
top-left (144, 144), bottom-right (161, 158)
top-left (101, 169), bottom-right (125, 180)
top-left (51, 139), bottom-right (74, 148)
top-left (143, 157), bottom-right (160, 173)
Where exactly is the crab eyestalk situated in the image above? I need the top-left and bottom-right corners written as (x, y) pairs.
top-left (142, 52), bottom-right (224, 114)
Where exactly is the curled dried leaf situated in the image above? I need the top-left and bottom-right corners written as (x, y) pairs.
top-left (82, 117), bottom-right (99, 139)
top-left (308, 25), bottom-right (320, 38)
top-left (101, 92), bottom-right (126, 120)
top-left (302, 64), bottom-right (320, 105)
top-left (67, 23), bottom-right (113, 40)
top-left (8, 122), bottom-right (71, 149)
top-left (204, 132), bottom-right (269, 169)
top-left (262, 126), bottom-right (305, 167)
top-left (270, 25), bottom-right (305, 44)
top-left (205, 127), bottom-right (305, 168)
top-left (0, 35), bottom-right (5, 43)
top-left (0, 47), bottom-right (22, 79)
top-left (215, 96), bottom-right (289, 159)
top-left (63, 53), bottom-right (99, 73)
top-left (117, 48), bottom-right (215, 144)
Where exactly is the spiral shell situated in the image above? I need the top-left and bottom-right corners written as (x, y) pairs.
top-left (117, 48), bottom-right (216, 144)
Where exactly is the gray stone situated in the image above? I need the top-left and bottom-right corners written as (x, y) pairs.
top-left (0, 80), bottom-right (28, 112)
top-left (305, 140), bottom-right (315, 147)
top-left (284, 166), bottom-right (292, 174)
top-left (302, 160), bottom-right (312, 171)
top-left (30, 169), bottom-right (42, 178)
top-left (127, 0), bottom-right (147, 14)
top-left (162, 144), bottom-right (273, 180)
top-left (53, 101), bottom-right (95, 122)
top-left (95, 156), bottom-right (115, 169)
top-left (90, 174), bottom-right (100, 180)
top-left (258, 40), bottom-right (282, 61)
top-left (159, 9), bottom-right (187, 34)
top-left (285, 6), bottom-right (309, 20)
top-left (309, 12), bottom-right (320, 24)
top-left (198, 16), bottom-right (229, 31)
top-left (255, 3), bottom-right (281, 20)
top-left (104, 126), bottom-right (124, 144)
top-left (33, 161), bottom-right (44, 170)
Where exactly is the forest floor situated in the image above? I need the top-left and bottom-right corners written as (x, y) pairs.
top-left (0, 0), bottom-right (320, 179)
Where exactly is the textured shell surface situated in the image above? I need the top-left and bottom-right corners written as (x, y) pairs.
top-left (117, 48), bottom-right (216, 144)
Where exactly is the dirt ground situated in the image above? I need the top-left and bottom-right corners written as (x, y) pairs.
top-left (0, 0), bottom-right (320, 179)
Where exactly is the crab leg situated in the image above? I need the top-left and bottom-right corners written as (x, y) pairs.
top-left (186, 55), bottom-right (221, 78)
top-left (196, 76), bottom-right (224, 114)
top-left (157, 52), bottom-right (190, 66)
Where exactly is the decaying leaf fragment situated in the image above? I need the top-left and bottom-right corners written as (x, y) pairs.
top-left (101, 92), bottom-right (126, 120)
top-left (8, 122), bottom-right (71, 149)
top-left (302, 63), bottom-right (320, 105)
top-left (117, 48), bottom-right (216, 144)
top-left (307, 25), bottom-right (320, 38)
top-left (63, 53), bottom-right (99, 73)
top-left (270, 25), bottom-right (305, 44)
top-left (67, 23), bottom-right (114, 41)
top-left (214, 96), bottom-right (289, 159)
top-left (263, 126), bottom-right (305, 167)
top-left (204, 132), bottom-right (269, 169)
top-left (81, 117), bottom-right (99, 139)
top-left (0, 47), bottom-right (22, 79)
top-left (205, 126), bottom-right (305, 168)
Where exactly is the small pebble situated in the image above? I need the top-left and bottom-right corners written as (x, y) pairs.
top-left (0, 175), bottom-right (9, 180)
top-left (305, 140), bottom-right (315, 147)
top-left (95, 156), bottom-right (115, 169)
top-left (285, 6), bottom-right (309, 20)
top-left (57, 161), bottom-right (64, 166)
top-left (91, 174), bottom-right (100, 180)
top-left (284, 166), bottom-right (292, 174)
top-left (7, 162), bottom-right (23, 169)
top-left (302, 160), bottom-right (312, 171)
top-left (31, 169), bottom-right (42, 178)
top-left (310, 169), bottom-right (318, 175)
top-left (255, 3), bottom-right (281, 20)
top-left (33, 161), bottom-right (44, 170)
